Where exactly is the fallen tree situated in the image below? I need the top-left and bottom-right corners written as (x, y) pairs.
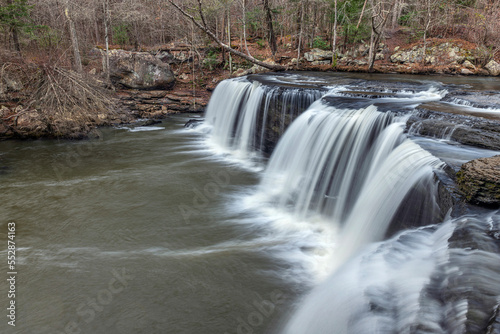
top-left (167, 0), bottom-right (285, 71)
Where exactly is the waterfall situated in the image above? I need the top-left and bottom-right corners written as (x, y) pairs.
top-left (283, 214), bottom-right (500, 334)
top-left (201, 74), bottom-right (499, 334)
top-left (257, 98), bottom-right (443, 246)
top-left (204, 77), bottom-right (324, 159)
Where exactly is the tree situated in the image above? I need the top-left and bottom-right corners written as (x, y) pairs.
top-left (0, 0), bottom-right (34, 52)
top-left (64, 0), bottom-right (82, 72)
top-left (367, 0), bottom-right (392, 72)
top-left (167, 0), bottom-right (285, 70)
top-left (263, 0), bottom-right (277, 55)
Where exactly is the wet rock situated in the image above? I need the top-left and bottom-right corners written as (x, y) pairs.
top-left (485, 60), bottom-right (500, 76)
top-left (142, 119), bottom-right (162, 126)
top-left (107, 49), bottom-right (175, 90)
top-left (456, 155), bottom-right (500, 207)
top-left (184, 118), bottom-right (204, 129)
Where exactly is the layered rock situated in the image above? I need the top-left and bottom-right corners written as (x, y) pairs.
top-left (117, 89), bottom-right (208, 118)
top-left (456, 155), bottom-right (500, 207)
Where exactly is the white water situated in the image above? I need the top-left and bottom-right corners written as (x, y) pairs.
top-left (284, 214), bottom-right (500, 334)
top-left (204, 77), bottom-right (324, 161)
top-left (201, 75), bottom-right (500, 333)
top-left (254, 99), bottom-right (443, 263)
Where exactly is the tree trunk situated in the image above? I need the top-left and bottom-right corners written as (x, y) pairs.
top-left (332, 0), bottom-right (338, 64)
top-left (297, 1), bottom-right (305, 69)
top-left (368, 0), bottom-right (392, 72)
top-left (6, 0), bottom-right (21, 53)
top-left (263, 0), bottom-right (277, 56)
top-left (64, 1), bottom-right (82, 73)
top-left (227, 10), bottom-right (232, 74)
top-left (168, 0), bottom-right (285, 71)
top-left (103, 0), bottom-right (110, 83)
top-left (241, 0), bottom-right (251, 56)
top-left (422, 0), bottom-right (432, 65)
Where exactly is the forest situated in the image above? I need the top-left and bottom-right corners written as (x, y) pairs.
top-left (0, 0), bottom-right (499, 138)
top-left (1, 0), bottom-right (498, 70)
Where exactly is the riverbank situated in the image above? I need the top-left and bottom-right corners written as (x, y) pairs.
top-left (1, 36), bottom-right (499, 141)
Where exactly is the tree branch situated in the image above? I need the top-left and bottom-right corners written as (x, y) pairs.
top-left (167, 0), bottom-right (284, 71)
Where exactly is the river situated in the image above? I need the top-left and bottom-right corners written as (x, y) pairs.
top-left (1, 72), bottom-right (500, 334)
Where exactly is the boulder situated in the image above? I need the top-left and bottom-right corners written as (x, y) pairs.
top-left (304, 48), bottom-right (333, 62)
top-left (108, 49), bottom-right (175, 90)
top-left (462, 60), bottom-right (476, 70)
top-left (460, 68), bottom-right (474, 75)
top-left (456, 155), bottom-right (500, 207)
top-left (485, 60), bottom-right (500, 76)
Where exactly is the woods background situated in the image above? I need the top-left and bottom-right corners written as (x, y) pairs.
top-left (1, 0), bottom-right (499, 69)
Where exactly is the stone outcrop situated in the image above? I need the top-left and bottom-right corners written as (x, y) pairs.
top-left (107, 49), bottom-right (175, 90)
top-left (485, 60), bottom-right (500, 76)
top-left (456, 155), bottom-right (500, 207)
top-left (390, 42), bottom-right (471, 65)
top-left (117, 89), bottom-right (208, 118)
top-left (304, 48), bottom-right (334, 62)
top-left (407, 106), bottom-right (500, 152)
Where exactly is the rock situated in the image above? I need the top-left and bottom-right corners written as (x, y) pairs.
top-left (425, 56), bottom-right (437, 65)
top-left (107, 49), bottom-right (175, 90)
top-left (375, 53), bottom-right (385, 61)
top-left (394, 46), bottom-right (400, 52)
top-left (460, 68), bottom-right (474, 75)
top-left (456, 155), bottom-right (500, 207)
top-left (463, 60), bottom-right (476, 70)
top-left (142, 119), bottom-right (162, 126)
top-left (233, 68), bottom-right (249, 77)
top-left (155, 51), bottom-right (179, 64)
top-left (478, 68), bottom-right (490, 76)
top-left (311, 60), bottom-right (331, 66)
top-left (184, 118), bottom-right (204, 129)
top-left (178, 73), bottom-right (189, 81)
top-left (485, 60), bottom-right (500, 76)
top-left (304, 48), bottom-right (333, 62)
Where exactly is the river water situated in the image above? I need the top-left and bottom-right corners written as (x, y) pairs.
top-left (0, 117), bottom-right (303, 333)
top-left (1, 72), bottom-right (500, 334)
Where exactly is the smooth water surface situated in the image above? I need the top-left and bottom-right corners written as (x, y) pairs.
top-left (0, 115), bottom-right (301, 334)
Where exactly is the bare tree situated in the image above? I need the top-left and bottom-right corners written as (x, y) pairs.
top-left (421, 0), bottom-right (432, 64)
top-left (64, 0), bottom-right (82, 72)
top-left (332, 0), bottom-right (338, 64)
top-left (103, 0), bottom-right (110, 82)
top-left (263, 0), bottom-right (277, 55)
top-left (167, 0), bottom-right (285, 70)
top-left (368, 0), bottom-right (392, 72)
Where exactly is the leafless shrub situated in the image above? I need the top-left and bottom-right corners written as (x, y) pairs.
top-left (28, 65), bottom-right (116, 138)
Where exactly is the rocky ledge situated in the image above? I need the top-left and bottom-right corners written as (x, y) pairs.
top-left (456, 155), bottom-right (500, 207)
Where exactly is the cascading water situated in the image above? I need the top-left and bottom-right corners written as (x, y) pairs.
top-left (256, 95), bottom-right (444, 258)
top-left (283, 214), bottom-right (500, 334)
top-left (204, 77), bottom-right (324, 159)
top-left (201, 73), bottom-right (500, 334)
